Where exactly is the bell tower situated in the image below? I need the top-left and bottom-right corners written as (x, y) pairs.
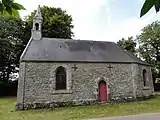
top-left (31, 5), bottom-right (43, 40)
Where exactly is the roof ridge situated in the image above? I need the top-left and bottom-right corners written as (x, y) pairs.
top-left (42, 37), bottom-right (115, 43)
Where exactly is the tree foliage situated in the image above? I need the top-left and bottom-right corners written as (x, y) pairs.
top-left (140, 0), bottom-right (160, 17)
top-left (137, 21), bottom-right (160, 74)
top-left (27, 6), bottom-right (74, 39)
top-left (0, 0), bottom-right (25, 17)
top-left (0, 15), bottom-right (26, 82)
top-left (0, 6), bottom-right (74, 83)
top-left (117, 36), bottom-right (137, 53)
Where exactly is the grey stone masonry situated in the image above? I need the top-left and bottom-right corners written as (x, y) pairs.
top-left (31, 5), bottom-right (43, 40)
top-left (16, 62), bottom-right (154, 110)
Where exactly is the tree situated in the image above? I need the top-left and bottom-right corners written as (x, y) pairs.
top-left (0, 15), bottom-right (25, 82)
top-left (27, 6), bottom-right (74, 39)
top-left (0, 6), bottom-right (74, 83)
top-left (0, 0), bottom-right (25, 17)
top-left (117, 36), bottom-right (137, 53)
top-left (137, 21), bottom-right (160, 75)
top-left (140, 0), bottom-right (160, 17)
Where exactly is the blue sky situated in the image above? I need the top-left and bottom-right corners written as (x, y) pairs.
top-left (16, 0), bottom-right (160, 42)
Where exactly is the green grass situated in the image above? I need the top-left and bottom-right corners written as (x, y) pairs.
top-left (1, 96), bottom-right (160, 120)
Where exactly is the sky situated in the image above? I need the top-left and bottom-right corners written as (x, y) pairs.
top-left (16, 0), bottom-right (160, 42)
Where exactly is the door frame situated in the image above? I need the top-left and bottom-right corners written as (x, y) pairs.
top-left (98, 80), bottom-right (108, 102)
top-left (94, 77), bottom-right (110, 101)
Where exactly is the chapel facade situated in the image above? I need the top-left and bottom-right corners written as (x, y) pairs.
top-left (16, 6), bottom-right (154, 110)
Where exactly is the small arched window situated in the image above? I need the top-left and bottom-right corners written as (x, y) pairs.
top-left (143, 69), bottom-right (147, 86)
top-left (35, 23), bottom-right (39, 30)
top-left (56, 66), bottom-right (66, 90)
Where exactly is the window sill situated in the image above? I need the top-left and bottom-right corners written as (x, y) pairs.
top-left (143, 86), bottom-right (150, 90)
top-left (52, 90), bottom-right (72, 94)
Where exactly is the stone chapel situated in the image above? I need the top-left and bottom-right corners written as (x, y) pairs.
top-left (16, 6), bottom-right (154, 110)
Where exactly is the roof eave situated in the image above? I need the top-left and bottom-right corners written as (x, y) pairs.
top-left (20, 60), bottom-right (150, 66)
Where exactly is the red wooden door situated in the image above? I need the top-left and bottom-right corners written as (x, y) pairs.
top-left (99, 81), bottom-right (107, 101)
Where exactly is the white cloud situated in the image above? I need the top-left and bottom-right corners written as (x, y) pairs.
top-left (16, 0), bottom-right (109, 40)
top-left (105, 15), bottom-right (153, 41)
top-left (106, 9), bottom-right (160, 42)
top-left (16, 0), bottom-right (160, 42)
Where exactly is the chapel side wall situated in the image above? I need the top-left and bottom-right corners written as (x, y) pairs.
top-left (23, 62), bottom-right (73, 104)
top-left (134, 64), bottom-right (154, 98)
top-left (23, 62), bottom-right (52, 103)
top-left (17, 62), bottom-right (154, 110)
top-left (72, 63), bottom-right (136, 101)
top-left (22, 62), bottom-right (136, 104)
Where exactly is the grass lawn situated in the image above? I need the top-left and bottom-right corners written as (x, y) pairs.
top-left (0, 96), bottom-right (160, 120)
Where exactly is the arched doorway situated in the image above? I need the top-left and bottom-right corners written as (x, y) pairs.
top-left (98, 81), bottom-right (108, 102)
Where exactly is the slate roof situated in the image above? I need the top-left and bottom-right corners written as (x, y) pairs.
top-left (125, 51), bottom-right (149, 65)
top-left (20, 37), bottom-right (149, 65)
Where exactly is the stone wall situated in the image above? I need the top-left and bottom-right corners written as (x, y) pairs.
top-left (16, 62), bottom-right (154, 110)
top-left (134, 64), bottom-right (154, 98)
